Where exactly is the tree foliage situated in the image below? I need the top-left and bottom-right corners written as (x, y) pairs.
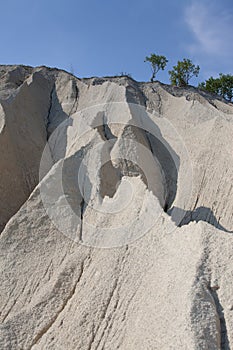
top-left (199, 74), bottom-right (233, 101)
top-left (169, 59), bottom-right (200, 87)
top-left (144, 54), bottom-right (168, 82)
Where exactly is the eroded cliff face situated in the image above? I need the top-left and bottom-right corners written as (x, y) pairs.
top-left (0, 65), bottom-right (233, 350)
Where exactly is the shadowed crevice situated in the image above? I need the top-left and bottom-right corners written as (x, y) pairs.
top-left (169, 206), bottom-right (233, 233)
top-left (209, 287), bottom-right (231, 350)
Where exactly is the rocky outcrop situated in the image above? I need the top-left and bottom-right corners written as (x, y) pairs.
top-left (0, 66), bottom-right (232, 349)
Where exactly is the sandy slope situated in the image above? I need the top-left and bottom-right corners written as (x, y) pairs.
top-left (0, 66), bottom-right (233, 349)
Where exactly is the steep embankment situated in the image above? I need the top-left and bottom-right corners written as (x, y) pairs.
top-left (0, 66), bottom-right (232, 349)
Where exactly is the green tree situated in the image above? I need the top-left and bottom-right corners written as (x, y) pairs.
top-left (169, 59), bottom-right (200, 87)
top-left (199, 74), bottom-right (233, 101)
top-left (144, 54), bottom-right (168, 82)
top-left (218, 74), bottom-right (233, 101)
top-left (198, 76), bottom-right (220, 95)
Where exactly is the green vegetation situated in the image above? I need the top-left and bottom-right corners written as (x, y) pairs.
top-left (168, 59), bottom-right (200, 87)
top-left (143, 54), bottom-right (232, 102)
top-left (199, 74), bottom-right (233, 101)
top-left (144, 54), bottom-right (168, 82)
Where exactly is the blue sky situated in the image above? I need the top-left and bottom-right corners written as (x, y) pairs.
top-left (1, 0), bottom-right (233, 84)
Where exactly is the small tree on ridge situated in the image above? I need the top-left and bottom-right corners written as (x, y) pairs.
top-left (144, 54), bottom-right (168, 82)
top-left (169, 58), bottom-right (200, 87)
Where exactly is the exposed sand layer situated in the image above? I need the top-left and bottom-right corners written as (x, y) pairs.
top-left (0, 66), bottom-right (232, 349)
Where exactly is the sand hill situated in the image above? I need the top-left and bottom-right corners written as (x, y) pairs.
top-left (0, 65), bottom-right (233, 349)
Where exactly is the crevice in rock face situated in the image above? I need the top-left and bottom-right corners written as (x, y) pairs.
top-left (46, 83), bottom-right (56, 140)
top-left (164, 203), bottom-right (169, 213)
top-left (146, 131), bottom-right (178, 209)
top-left (208, 287), bottom-right (230, 350)
top-left (68, 79), bottom-right (79, 116)
top-left (79, 198), bottom-right (85, 242)
top-left (102, 122), bottom-right (115, 141)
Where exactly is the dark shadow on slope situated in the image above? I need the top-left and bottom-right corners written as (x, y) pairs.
top-left (128, 104), bottom-right (180, 210)
top-left (209, 288), bottom-right (231, 350)
top-left (146, 133), bottom-right (178, 209)
top-left (168, 206), bottom-right (233, 233)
